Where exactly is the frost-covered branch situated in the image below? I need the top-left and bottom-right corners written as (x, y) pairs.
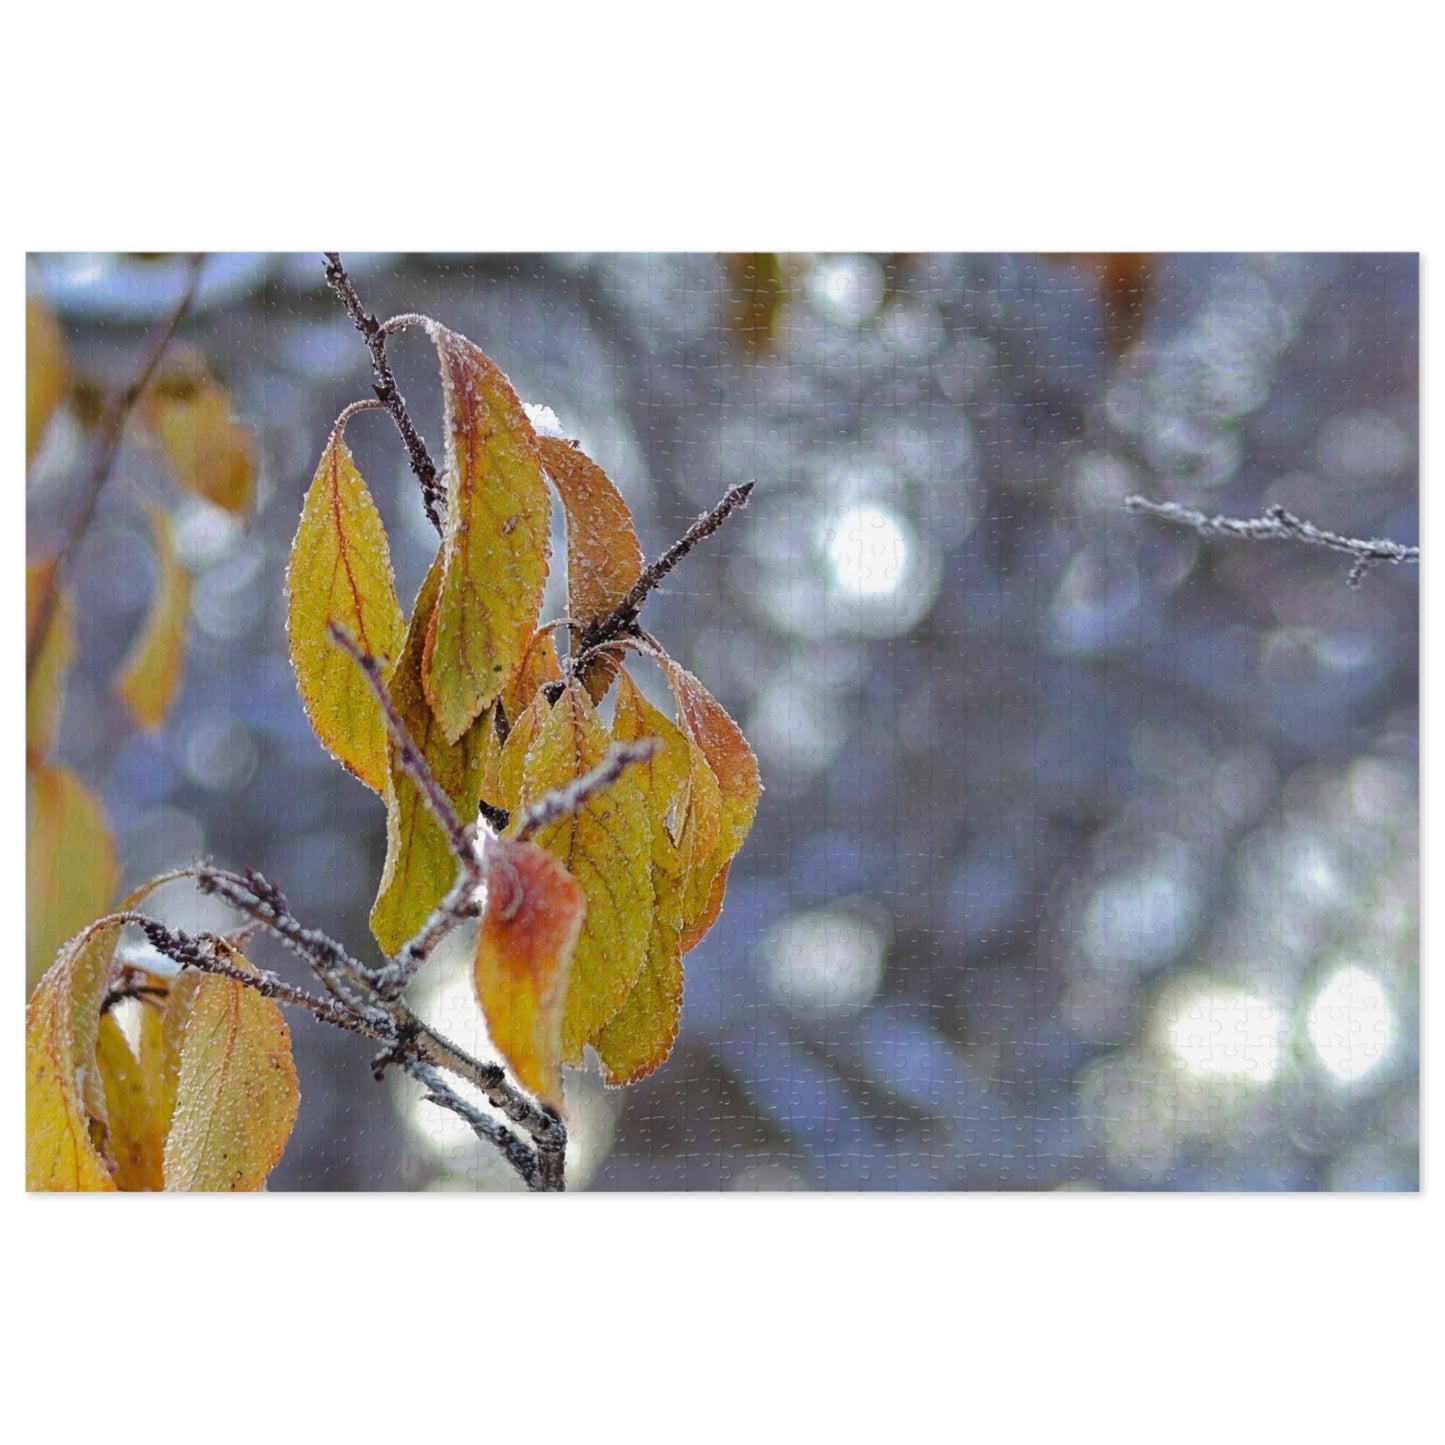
top-left (323, 253), bottom-right (445, 533)
top-left (586, 481), bottom-right (755, 651)
top-left (1125, 494), bottom-right (1419, 587)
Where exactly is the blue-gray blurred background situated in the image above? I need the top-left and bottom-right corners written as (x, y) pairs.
top-left (27, 252), bottom-right (1418, 1190)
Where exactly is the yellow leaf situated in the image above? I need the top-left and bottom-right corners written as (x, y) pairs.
top-left (509, 682), bottom-right (654, 1063)
top-left (161, 954), bottom-right (299, 1190)
top-left (660, 660), bottom-right (760, 949)
top-left (503, 626), bottom-right (564, 722)
top-left (473, 837), bottom-right (585, 1110)
top-left (27, 559), bottom-right (74, 765)
top-left (538, 435), bottom-right (643, 701)
top-left (287, 423), bottom-right (406, 794)
top-left (370, 560), bottom-right (491, 955)
top-left (482, 631), bottom-right (562, 809)
top-left (25, 917), bottom-right (124, 1190)
top-left (141, 350), bottom-right (255, 516)
top-left (150, 970), bottom-right (204, 1146)
top-left (114, 501), bottom-right (192, 732)
top-left (27, 764), bottom-right (119, 995)
top-left (27, 296), bottom-right (67, 464)
top-left (591, 672), bottom-right (692, 1085)
top-left (591, 912), bottom-right (684, 1087)
top-left (494, 689), bottom-right (551, 816)
top-left (95, 1010), bottom-right (166, 1191)
top-left (25, 873), bottom-right (198, 1189)
top-left (420, 323), bottom-right (551, 742)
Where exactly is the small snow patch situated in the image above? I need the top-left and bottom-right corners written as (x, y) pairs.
top-left (522, 402), bottom-right (567, 440)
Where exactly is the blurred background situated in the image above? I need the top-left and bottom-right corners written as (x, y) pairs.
top-left (26, 251), bottom-right (1418, 1191)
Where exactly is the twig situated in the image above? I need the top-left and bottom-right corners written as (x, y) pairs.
top-left (27, 253), bottom-right (206, 681)
top-left (322, 253), bottom-right (444, 534)
top-left (127, 915), bottom-right (390, 1042)
top-left (405, 1059), bottom-right (538, 1187)
top-left (515, 738), bottom-right (661, 842)
top-left (1124, 495), bottom-right (1419, 588)
top-left (188, 867), bottom-right (567, 1188)
top-left (327, 624), bottom-right (474, 864)
top-left (586, 482), bottom-right (755, 650)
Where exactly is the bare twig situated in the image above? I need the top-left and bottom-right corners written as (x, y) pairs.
top-left (515, 738), bottom-right (661, 842)
top-left (189, 866), bottom-right (567, 1189)
top-left (128, 915), bottom-right (390, 1041)
top-left (327, 624), bottom-right (474, 864)
top-left (1125, 494), bottom-right (1419, 588)
top-left (586, 482), bottom-right (755, 651)
top-left (27, 253), bottom-right (206, 681)
top-left (322, 253), bottom-right (444, 534)
top-left (405, 1059), bottom-right (538, 1187)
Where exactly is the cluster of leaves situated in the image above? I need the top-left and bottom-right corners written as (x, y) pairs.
top-left (26, 269), bottom-right (274, 1190)
top-left (26, 262), bottom-right (758, 1190)
top-left (288, 317), bottom-right (760, 1111)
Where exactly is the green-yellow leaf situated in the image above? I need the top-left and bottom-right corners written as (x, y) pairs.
top-left (287, 422), bottom-right (406, 794)
top-left (27, 296), bottom-right (67, 464)
top-left (161, 953), bottom-right (299, 1191)
top-left (114, 500), bottom-right (192, 732)
top-left (27, 559), bottom-right (73, 766)
top-left (473, 837), bottom-right (585, 1111)
top-left (141, 350), bottom-right (256, 516)
top-left (538, 435), bottom-right (643, 701)
top-left (27, 764), bottom-right (119, 995)
top-left (508, 682), bottom-right (654, 1063)
top-left (420, 322), bottom-right (552, 742)
top-left (25, 917), bottom-right (124, 1190)
top-left (591, 671), bottom-right (691, 1085)
top-left (370, 560), bottom-right (491, 955)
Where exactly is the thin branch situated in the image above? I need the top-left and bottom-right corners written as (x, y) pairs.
top-left (322, 253), bottom-right (444, 534)
top-left (132, 916), bottom-right (390, 1042)
top-left (405, 1059), bottom-right (538, 1188)
top-left (587, 482), bottom-right (755, 650)
top-left (515, 738), bottom-right (661, 842)
top-left (191, 863), bottom-right (566, 1189)
top-left (1125, 494), bottom-right (1419, 588)
top-left (28, 253), bottom-right (206, 681)
top-left (327, 624), bottom-right (474, 864)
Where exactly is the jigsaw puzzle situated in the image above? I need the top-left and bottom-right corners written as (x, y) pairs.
top-left (25, 252), bottom-right (1418, 1191)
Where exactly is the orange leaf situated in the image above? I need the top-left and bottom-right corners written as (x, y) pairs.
top-left (27, 296), bottom-right (67, 464)
top-left (161, 953), bottom-right (300, 1190)
top-left (538, 435), bottom-right (643, 700)
top-left (508, 682), bottom-right (654, 1063)
top-left (27, 764), bottom-right (118, 995)
top-left (370, 560), bottom-right (491, 955)
top-left (419, 323), bottom-right (551, 742)
top-left (115, 500), bottom-right (192, 732)
top-left (473, 837), bottom-right (585, 1111)
top-left (287, 422), bottom-right (406, 794)
top-left (27, 559), bottom-right (74, 765)
top-left (661, 659), bottom-right (761, 948)
top-left (141, 350), bottom-right (256, 516)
